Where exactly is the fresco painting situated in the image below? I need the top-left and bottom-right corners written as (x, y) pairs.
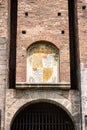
top-left (28, 43), bottom-right (58, 83)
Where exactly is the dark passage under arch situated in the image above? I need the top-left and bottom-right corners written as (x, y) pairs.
top-left (11, 102), bottom-right (75, 130)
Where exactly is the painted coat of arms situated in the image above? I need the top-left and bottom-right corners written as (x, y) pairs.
top-left (27, 42), bottom-right (59, 83)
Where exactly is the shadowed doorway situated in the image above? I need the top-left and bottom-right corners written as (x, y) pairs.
top-left (11, 102), bottom-right (75, 130)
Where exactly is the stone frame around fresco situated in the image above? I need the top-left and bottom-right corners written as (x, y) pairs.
top-left (26, 41), bottom-right (60, 84)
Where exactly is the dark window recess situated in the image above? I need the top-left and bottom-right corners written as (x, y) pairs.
top-left (68, 0), bottom-right (80, 89)
top-left (22, 30), bottom-right (26, 34)
top-left (25, 12), bottom-right (28, 16)
top-left (61, 30), bottom-right (65, 34)
top-left (58, 12), bottom-right (61, 16)
top-left (9, 0), bottom-right (18, 88)
top-left (11, 102), bottom-right (75, 130)
top-left (85, 116), bottom-right (87, 130)
top-left (82, 5), bottom-right (86, 10)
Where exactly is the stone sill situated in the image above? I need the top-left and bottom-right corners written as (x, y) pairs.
top-left (16, 82), bottom-right (70, 90)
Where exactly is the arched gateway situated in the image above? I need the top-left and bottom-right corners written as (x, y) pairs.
top-left (11, 102), bottom-right (75, 130)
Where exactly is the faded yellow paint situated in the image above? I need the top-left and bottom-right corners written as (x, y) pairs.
top-left (43, 68), bottom-right (53, 82)
top-left (33, 48), bottom-right (53, 54)
top-left (32, 54), bottom-right (43, 68)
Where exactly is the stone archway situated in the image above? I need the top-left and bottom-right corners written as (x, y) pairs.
top-left (10, 102), bottom-right (75, 130)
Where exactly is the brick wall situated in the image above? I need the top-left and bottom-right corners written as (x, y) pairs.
top-left (0, 1), bottom-right (83, 130)
top-left (0, 0), bottom-right (8, 130)
top-left (78, 0), bottom-right (87, 130)
top-left (78, 0), bottom-right (87, 67)
top-left (16, 0), bottom-right (70, 83)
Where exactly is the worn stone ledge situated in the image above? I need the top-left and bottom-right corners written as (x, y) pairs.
top-left (16, 82), bottom-right (70, 90)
